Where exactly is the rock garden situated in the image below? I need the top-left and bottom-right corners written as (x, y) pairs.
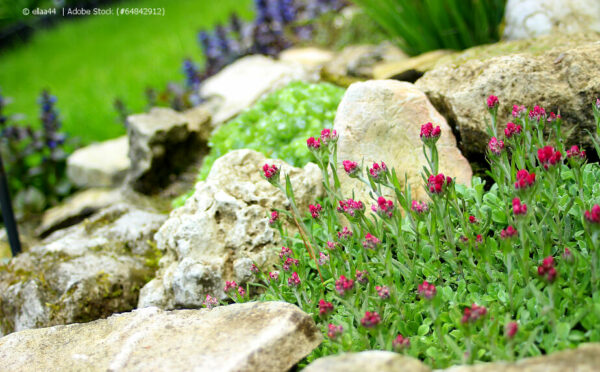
top-left (0, 0), bottom-right (600, 371)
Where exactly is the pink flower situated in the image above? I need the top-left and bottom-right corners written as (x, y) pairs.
top-left (420, 122), bottom-right (441, 144)
top-left (282, 257), bottom-right (299, 271)
top-left (418, 280), bottom-right (436, 300)
top-left (262, 164), bottom-right (279, 180)
top-left (512, 105), bottom-right (526, 118)
top-left (537, 146), bottom-right (562, 169)
top-left (203, 294), bottom-right (219, 309)
top-left (318, 252), bottom-right (329, 266)
top-left (342, 160), bottom-right (359, 176)
top-left (309, 204), bottom-right (322, 218)
top-left (268, 211), bottom-right (279, 225)
top-left (335, 275), bottom-right (354, 296)
top-left (428, 174), bottom-right (452, 194)
top-left (596, 98), bottom-right (600, 110)
top-left (320, 128), bottom-right (338, 145)
top-left (269, 271), bottom-right (280, 281)
top-left (461, 303), bottom-right (487, 324)
top-left (500, 225), bottom-right (517, 238)
top-left (547, 112), bottom-right (561, 122)
top-left (250, 263), bottom-right (259, 273)
top-left (469, 215), bottom-right (477, 223)
top-left (288, 272), bottom-right (301, 287)
top-left (512, 197), bottom-right (527, 215)
top-left (375, 285), bottom-right (390, 300)
top-left (279, 246), bottom-right (292, 259)
top-left (327, 323), bottom-right (343, 339)
top-left (505, 322), bottom-right (518, 339)
top-left (307, 136), bottom-right (321, 150)
top-left (326, 241), bottom-right (338, 250)
top-left (411, 200), bottom-right (428, 214)
top-left (362, 233), bottom-right (381, 250)
top-left (237, 286), bottom-right (246, 297)
top-left (356, 270), bottom-right (369, 284)
top-left (337, 227), bottom-right (353, 241)
top-left (488, 137), bottom-right (504, 156)
top-left (475, 234), bottom-right (483, 246)
top-left (537, 256), bottom-right (557, 283)
top-left (566, 145), bottom-right (586, 160)
top-left (487, 95), bottom-right (499, 109)
top-left (318, 299), bottom-right (334, 316)
top-left (371, 196), bottom-right (394, 218)
top-left (529, 105), bottom-right (546, 121)
top-left (504, 122), bottom-right (522, 138)
top-left (368, 162), bottom-right (388, 180)
top-left (515, 169), bottom-right (536, 189)
top-left (563, 247), bottom-right (574, 263)
top-left (224, 281), bottom-right (238, 292)
top-left (393, 334), bottom-right (410, 350)
top-left (361, 311), bottom-right (381, 328)
top-left (337, 199), bottom-right (365, 217)
top-left (584, 204), bottom-right (600, 224)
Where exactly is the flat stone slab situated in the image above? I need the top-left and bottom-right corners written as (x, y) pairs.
top-left (67, 136), bottom-right (130, 188)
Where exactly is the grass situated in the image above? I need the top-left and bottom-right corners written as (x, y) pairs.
top-left (0, 0), bottom-right (252, 144)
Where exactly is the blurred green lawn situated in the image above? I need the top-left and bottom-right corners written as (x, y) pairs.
top-left (0, 0), bottom-right (252, 144)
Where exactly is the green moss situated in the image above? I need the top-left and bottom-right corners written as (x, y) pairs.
top-left (143, 240), bottom-right (163, 270)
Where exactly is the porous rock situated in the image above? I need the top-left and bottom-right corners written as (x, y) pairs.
top-left (138, 149), bottom-right (324, 309)
top-left (304, 351), bottom-right (431, 372)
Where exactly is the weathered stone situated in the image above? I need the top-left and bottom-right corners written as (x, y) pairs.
top-left (0, 204), bottom-right (166, 336)
top-left (279, 47), bottom-right (335, 74)
top-left (442, 343), bottom-right (600, 372)
top-left (334, 80), bottom-right (472, 204)
top-left (67, 136), bottom-right (130, 188)
top-left (126, 107), bottom-right (210, 194)
top-left (416, 36), bottom-right (600, 156)
top-left (304, 351), bottom-right (431, 372)
top-left (503, 0), bottom-right (600, 41)
top-left (372, 50), bottom-right (454, 82)
top-left (0, 302), bottom-right (321, 372)
top-left (322, 43), bottom-right (408, 87)
top-left (200, 55), bottom-right (314, 125)
top-left (138, 149), bottom-right (324, 309)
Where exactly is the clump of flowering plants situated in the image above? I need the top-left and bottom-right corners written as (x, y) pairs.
top-left (236, 98), bottom-right (600, 368)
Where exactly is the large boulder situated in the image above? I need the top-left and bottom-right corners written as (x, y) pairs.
top-left (503, 0), bottom-right (600, 40)
top-left (416, 36), bottom-right (600, 156)
top-left (304, 351), bottom-right (430, 372)
top-left (66, 136), bottom-right (130, 188)
top-left (138, 149), bottom-right (324, 309)
top-left (126, 107), bottom-right (210, 194)
top-left (200, 55), bottom-right (314, 125)
top-left (0, 302), bottom-right (322, 372)
top-left (0, 204), bottom-right (166, 336)
top-left (334, 80), bottom-right (472, 204)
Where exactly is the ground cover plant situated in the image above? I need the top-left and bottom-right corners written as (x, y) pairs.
top-left (351, 0), bottom-right (506, 56)
top-left (171, 81), bottom-right (344, 208)
top-left (226, 97), bottom-right (600, 368)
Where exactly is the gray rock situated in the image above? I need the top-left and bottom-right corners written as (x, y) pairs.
top-left (138, 149), bottom-right (324, 309)
top-left (200, 55), bottom-right (315, 126)
top-left (66, 136), bottom-right (130, 188)
top-left (0, 204), bottom-right (166, 336)
top-left (503, 0), bottom-right (600, 40)
top-left (416, 37), bottom-right (600, 156)
top-left (304, 351), bottom-right (431, 372)
top-left (126, 107), bottom-right (210, 194)
top-left (0, 302), bottom-right (322, 372)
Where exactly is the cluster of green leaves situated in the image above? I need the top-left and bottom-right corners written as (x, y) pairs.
top-left (351, 0), bottom-right (506, 55)
top-left (239, 101), bottom-right (600, 369)
top-left (172, 81), bottom-right (345, 208)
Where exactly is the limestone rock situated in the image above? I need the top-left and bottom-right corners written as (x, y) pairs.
top-left (138, 149), bottom-right (324, 309)
top-left (304, 351), bottom-right (431, 372)
top-left (0, 302), bottom-right (322, 372)
top-left (279, 47), bottom-right (335, 74)
top-left (503, 0), bottom-right (600, 41)
top-left (373, 50), bottom-right (454, 82)
top-left (0, 204), bottom-right (166, 336)
top-left (443, 343), bottom-right (600, 372)
top-left (416, 38), bottom-right (600, 156)
top-left (200, 55), bottom-right (314, 125)
top-left (334, 80), bottom-right (472, 204)
top-left (66, 136), bottom-right (130, 188)
top-left (126, 107), bottom-right (210, 194)
top-left (322, 43), bottom-right (408, 87)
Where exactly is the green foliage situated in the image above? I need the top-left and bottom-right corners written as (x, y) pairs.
top-left (237, 101), bottom-right (600, 368)
top-left (351, 0), bottom-right (506, 55)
